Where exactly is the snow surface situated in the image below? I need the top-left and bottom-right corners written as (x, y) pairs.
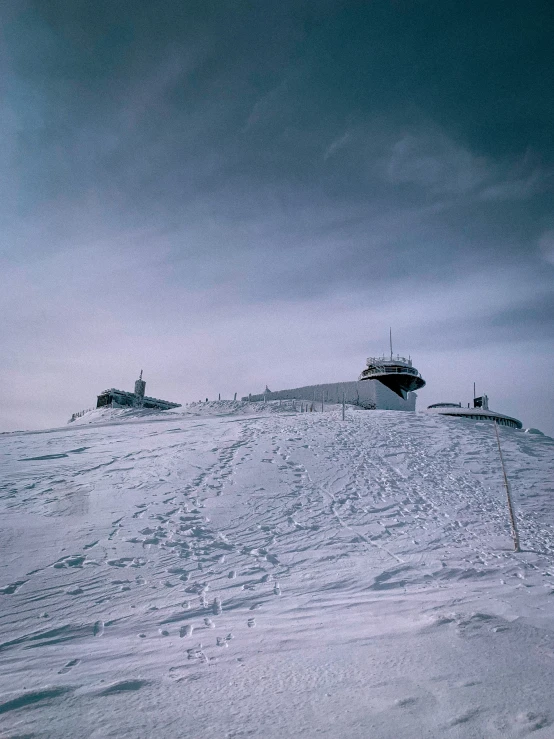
top-left (1, 401), bottom-right (554, 738)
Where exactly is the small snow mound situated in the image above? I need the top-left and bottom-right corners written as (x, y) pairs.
top-left (524, 427), bottom-right (544, 435)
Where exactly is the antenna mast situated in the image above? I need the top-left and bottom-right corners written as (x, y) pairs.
top-left (389, 327), bottom-right (393, 360)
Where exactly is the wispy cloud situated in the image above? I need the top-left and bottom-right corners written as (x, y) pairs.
top-left (386, 132), bottom-right (488, 195)
top-left (323, 130), bottom-right (351, 160)
top-left (1, 1), bottom-right (553, 434)
top-left (242, 79), bottom-right (289, 131)
top-left (385, 130), bottom-right (552, 212)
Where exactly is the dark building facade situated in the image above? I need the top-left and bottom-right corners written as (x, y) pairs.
top-left (96, 372), bottom-right (181, 411)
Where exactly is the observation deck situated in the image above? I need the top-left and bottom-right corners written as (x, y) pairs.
top-left (359, 355), bottom-right (426, 399)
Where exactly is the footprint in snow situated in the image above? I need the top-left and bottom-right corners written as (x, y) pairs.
top-left (180, 624), bottom-right (193, 637)
top-left (93, 620), bottom-right (104, 636)
top-left (394, 697), bottom-right (418, 708)
top-left (58, 658), bottom-right (81, 674)
top-left (106, 557), bottom-right (134, 568)
top-left (130, 558), bottom-right (146, 568)
top-left (443, 708), bottom-right (481, 728)
top-left (247, 618), bottom-right (256, 628)
top-left (514, 711), bottom-right (551, 731)
top-left (0, 580), bottom-right (27, 594)
top-left (98, 679), bottom-right (149, 695)
top-left (54, 555), bottom-right (86, 569)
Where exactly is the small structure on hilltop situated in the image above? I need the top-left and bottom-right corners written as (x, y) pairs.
top-left (96, 371), bottom-right (181, 411)
top-left (427, 394), bottom-right (522, 429)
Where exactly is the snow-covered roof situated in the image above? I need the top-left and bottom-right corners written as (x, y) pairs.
top-left (427, 402), bottom-right (461, 409)
top-left (99, 388), bottom-right (180, 407)
top-left (426, 405), bottom-right (522, 428)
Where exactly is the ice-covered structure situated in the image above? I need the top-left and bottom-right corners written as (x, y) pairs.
top-left (358, 353), bottom-right (425, 399)
top-left (427, 395), bottom-right (522, 429)
top-left (243, 379), bottom-right (416, 411)
top-left (243, 344), bottom-right (424, 411)
top-left (96, 371), bottom-right (181, 411)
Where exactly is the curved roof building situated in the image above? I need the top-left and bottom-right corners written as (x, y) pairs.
top-left (426, 397), bottom-right (522, 429)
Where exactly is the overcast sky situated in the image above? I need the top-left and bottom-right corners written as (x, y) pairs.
top-left (1, 0), bottom-right (553, 435)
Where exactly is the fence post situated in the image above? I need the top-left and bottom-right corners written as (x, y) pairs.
top-left (494, 421), bottom-right (521, 552)
top-left (342, 390), bottom-right (345, 421)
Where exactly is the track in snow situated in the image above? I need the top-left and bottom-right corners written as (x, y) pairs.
top-left (1, 404), bottom-right (553, 738)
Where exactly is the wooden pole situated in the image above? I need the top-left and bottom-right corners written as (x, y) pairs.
top-left (494, 421), bottom-right (520, 552)
top-left (342, 390), bottom-right (345, 421)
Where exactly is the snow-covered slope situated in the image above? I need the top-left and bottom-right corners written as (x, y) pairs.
top-left (1, 404), bottom-right (553, 738)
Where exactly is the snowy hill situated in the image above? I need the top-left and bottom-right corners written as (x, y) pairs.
top-left (1, 404), bottom-right (553, 738)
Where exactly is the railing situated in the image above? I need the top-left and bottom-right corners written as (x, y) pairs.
top-left (361, 365), bottom-right (421, 378)
top-left (366, 355), bottom-right (413, 366)
top-left (69, 408), bottom-right (93, 422)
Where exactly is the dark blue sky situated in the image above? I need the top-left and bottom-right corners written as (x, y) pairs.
top-left (1, 0), bottom-right (553, 432)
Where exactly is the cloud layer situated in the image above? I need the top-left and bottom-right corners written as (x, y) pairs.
top-left (1, 0), bottom-right (553, 433)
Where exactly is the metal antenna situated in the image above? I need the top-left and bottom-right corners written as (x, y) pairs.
top-left (389, 327), bottom-right (393, 360)
top-left (473, 381), bottom-right (476, 400)
top-left (140, 369), bottom-right (143, 381)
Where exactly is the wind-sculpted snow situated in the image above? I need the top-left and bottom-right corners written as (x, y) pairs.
top-left (0, 404), bottom-right (553, 737)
